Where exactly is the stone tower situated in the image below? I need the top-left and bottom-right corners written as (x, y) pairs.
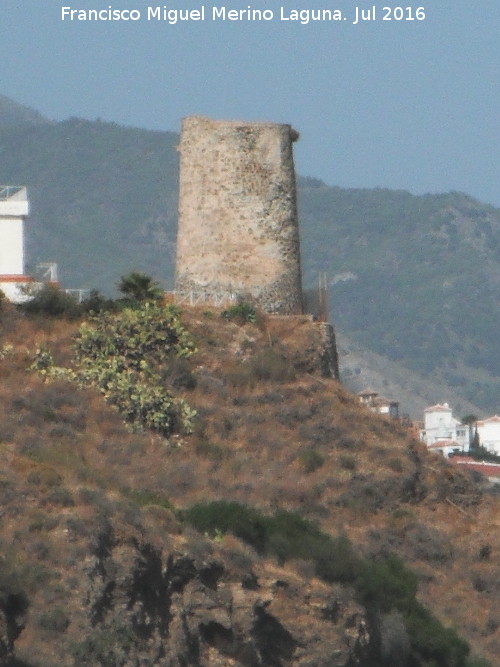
top-left (175, 116), bottom-right (303, 314)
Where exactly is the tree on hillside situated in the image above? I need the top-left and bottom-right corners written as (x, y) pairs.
top-left (20, 284), bottom-right (81, 319)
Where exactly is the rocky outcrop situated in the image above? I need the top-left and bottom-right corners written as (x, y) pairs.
top-left (0, 582), bottom-right (28, 661)
top-left (73, 528), bottom-right (372, 666)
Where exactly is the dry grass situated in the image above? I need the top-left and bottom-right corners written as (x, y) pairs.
top-left (0, 303), bottom-right (498, 664)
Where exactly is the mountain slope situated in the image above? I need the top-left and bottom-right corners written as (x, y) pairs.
top-left (337, 331), bottom-right (485, 420)
top-left (0, 117), bottom-right (179, 290)
top-left (298, 180), bottom-right (500, 411)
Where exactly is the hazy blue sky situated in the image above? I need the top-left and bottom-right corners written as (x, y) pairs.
top-left (2, 1), bottom-right (499, 205)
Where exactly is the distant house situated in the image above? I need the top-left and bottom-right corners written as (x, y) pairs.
top-left (420, 403), bottom-right (469, 454)
top-left (475, 416), bottom-right (500, 456)
top-left (357, 389), bottom-right (399, 418)
top-left (358, 388), bottom-right (379, 406)
top-left (428, 440), bottom-right (464, 458)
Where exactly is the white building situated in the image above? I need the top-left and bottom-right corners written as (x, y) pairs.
top-left (420, 403), bottom-right (470, 454)
top-left (358, 389), bottom-right (399, 418)
top-left (428, 440), bottom-right (464, 458)
top-left (475, 416), bottom-right (500, 456)
top-left (0, 185), bottom-right (34, 302)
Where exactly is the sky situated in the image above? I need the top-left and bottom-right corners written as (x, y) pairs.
top-left (1, 0), bottom-right (499, 206)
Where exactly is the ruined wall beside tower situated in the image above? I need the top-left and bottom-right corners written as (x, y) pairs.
top-left (175, 116), bottom-right (303, 314)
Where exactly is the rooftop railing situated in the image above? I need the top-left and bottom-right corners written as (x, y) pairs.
top-left (0, 186), bottom-right (23, 200)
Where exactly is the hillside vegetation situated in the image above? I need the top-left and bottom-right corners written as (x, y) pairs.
top-left (0, 96), bottom-right (499, 414)
top-left (0, 297), bottom-right (498, 665)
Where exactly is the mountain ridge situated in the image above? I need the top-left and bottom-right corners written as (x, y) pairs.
top-left (0, 94), bottom-right (51, 127)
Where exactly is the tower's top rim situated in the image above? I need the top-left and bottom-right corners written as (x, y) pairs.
top-left (181, 116), bottom-right (299, 140)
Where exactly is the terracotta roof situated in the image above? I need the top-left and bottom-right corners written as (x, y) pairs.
top-left (428, 440), bottom-right (461, 449)
top-left (452, 459), bottom-right (500, 478)
top-left (0, 275), bottom-right (34, 282)
top-left (476, 415), bottom-right (500, 426)
top-left (372, 396), bottom-right (398, 406)
top-left (425, 404), bottom-right (452, 413)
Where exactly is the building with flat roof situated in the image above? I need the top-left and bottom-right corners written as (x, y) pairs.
top-left (0, 185), bottom-right (34, 302)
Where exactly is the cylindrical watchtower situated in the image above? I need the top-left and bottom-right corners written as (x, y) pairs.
top-left (175, 116), bottom-right (303, 314)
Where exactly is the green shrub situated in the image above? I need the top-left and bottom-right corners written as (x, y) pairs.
top-left (26, 467), bottom-right (63, 488)
top-left (310, 532), bottom-right (362, 585)
top-left (406, 601), bottom-right (470, 666)
top-left (391, 507), bottom-right (415, 521)
top-left (184, 501), bottom-right (269, 553)
top-left (339, 453), bottom-right (357, 471)
top-left (28, 512), bottom-right (60, 532)
top-left (478, 544), bottom-right (491, 560)
top-left (265, 510), bottom-right (337, 566)
top-left (75, 303), bottom-right (195, 368)
top-left (184, 501), bottom-right (358, 575)
top-left (298, 448), bottom-right (325, 473)
top-left (224, 363), bottom-right (255, 388)
top-left (221, 302), bottom-right (257, 324)
top-left (70, 623), bottom-right (136, 666)
top-left (37, 606), bottom-right (70, 636)
top-left (44, 487), bottom-right (74, 507)
top-left (356, 555), bottom-right (418, 613)
top-left (469, 443), bottom-right (500, 463)
top-left (465, 658), bottom-right (492, 667)
top-left (122, 488), bottom-right (173, 510)
top-left (31, 304), bottom-right (197, 437)
top-left (195, 440), bottom-right (227, 462)
top-left (161, 354), bottom-right (197, 390)
top-left (387, 456), bottom-right (404, 472)
top-left (81, 289), bottom-right (117, 314)
top-left (20, 284), bottom-right (82, 319)
top-left (248, 348), bottom-right (295, 383)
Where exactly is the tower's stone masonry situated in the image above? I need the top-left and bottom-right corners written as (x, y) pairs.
top-left (175, 116), bottom-right (303, 314)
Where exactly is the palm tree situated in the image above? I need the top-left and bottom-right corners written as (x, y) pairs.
top-left (117, 272), bottom-right (163, 304)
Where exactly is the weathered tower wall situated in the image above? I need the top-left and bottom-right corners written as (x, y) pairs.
top-left (175, 116), bottom-right (303, 314)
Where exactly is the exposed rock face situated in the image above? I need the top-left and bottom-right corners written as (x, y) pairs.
top-left (75, 530), bottom-right (372, 666)
top-left (175, 116), bottom-right (303, 315)
top-left (0, 566), bottom-right (28, 661)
